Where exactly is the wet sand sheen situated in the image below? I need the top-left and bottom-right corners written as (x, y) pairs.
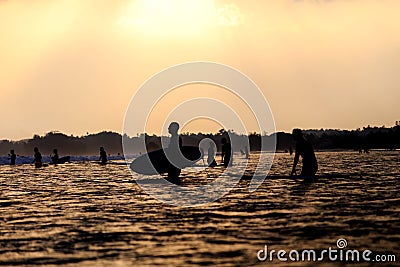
top-left (0, 152), bottom-right (399, 266)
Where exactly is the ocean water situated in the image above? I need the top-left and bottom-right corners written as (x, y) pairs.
top-left (0, 152), bottom-right (399, 266)
top-left (0, 155), bottom-right (126, 166)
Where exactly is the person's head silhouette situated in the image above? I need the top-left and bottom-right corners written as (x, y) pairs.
top-left (10, 149), bottom-right (14, 154)
top-left (100, 147), bottom-right (104, 152)
top-left (53, 149), bottom-right (58, 154)
top-left (168, 122), bottom-right (180, 135)
top-left (292, 128), bottom-right (303, 141)
top-left (34, 147), bottom-right (39, 153)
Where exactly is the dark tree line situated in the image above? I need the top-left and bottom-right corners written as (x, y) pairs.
top-left (1, 125), bottom-right (399, 156)
top-left (0, 131), bottom-right (123, 156)
top-left (302, 126), bottom-right (400, 150)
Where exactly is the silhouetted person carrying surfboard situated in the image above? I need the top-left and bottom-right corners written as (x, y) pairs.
top-left (99, 147), bottom-right (107, 165)
top-left (166, 122), bottom-right (183, 184)
top-left (291, 129), bottom-right (318, 176)
top-left (221, 137), bottom-right (232, 168)
top-left (9, 149), bottom-right (16, 165)
top-left (33, 147), bottom-right (42, 168)
top-left (130, 124), bottom-right (202, 178)
top-left (50, 149), bottom-right (70, 165)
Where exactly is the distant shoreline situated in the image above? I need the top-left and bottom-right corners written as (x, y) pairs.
top-left (1, 149), bottom-right (398, 166)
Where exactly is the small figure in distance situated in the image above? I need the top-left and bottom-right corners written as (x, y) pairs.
top-left (99, 147), bottom-right (107, 165)
top-left (291, 129), bottom-right (318, 176)
top-left (9, 149), bottom-right (16, 165)
top-left (51, 148), bottom-right (59, 165)
top-left (221, 137), bottom-right (232, 168)
top-left (33, 147), bottom-right (43, 168)
top-left (166, 122), bottom-right (182, 184)
top-left (207, 141), bottom-right (217, 167)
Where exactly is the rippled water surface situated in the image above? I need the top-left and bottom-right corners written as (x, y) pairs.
top-left (0, 152), bottom-right (399, 266)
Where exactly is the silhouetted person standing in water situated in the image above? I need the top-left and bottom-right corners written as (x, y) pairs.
top-left (291, 129), bottom-right (318, 176)
top-left (221, 137), bottom-right (232, 168)
top-left (51, 149), bottom-right (59, 165)
top-left (207, 142), bottom-right (217, 167)
top-left (166, 122), bottom-right (183, 184)
top-left (9, 150), bottom-right (16, 165)
top-left (99, 147), bottom-right (107, 165)
top-left (33, 147), bottom-right (42, 168)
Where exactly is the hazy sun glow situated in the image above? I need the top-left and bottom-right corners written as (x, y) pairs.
top-left (144, 84), bottom-right (259, 136)
top-left (0, 0), bottom-right (399, 140)
top-left (118, 0), bottom-right (218, 36)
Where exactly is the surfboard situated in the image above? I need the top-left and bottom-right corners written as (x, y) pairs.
top-left (58, 156), bottom-right (70, 164)
top-left (34, 163), bottom-right (49, 168)
top-left (49, 156), bottom-right (71, 165)
top-left (130, 146), bottom-right (203, 175)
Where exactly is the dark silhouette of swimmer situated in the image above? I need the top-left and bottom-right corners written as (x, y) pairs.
top-left (221, 137), bottom-right (232, 168)
top-left (9, 150), bottom-right (16, 165)
top-left (207, 142), bottom-right (217, 167)
top-left (291, 129), bottom-right (318, 176)
top-left (51, 149), bottom-right (59, 164)
top-left (166, 122), bottom-right (182, 184)
top-left (99, 147), bottom-right (107, 165)
top-left (33, 147), bottom-right (43, 168)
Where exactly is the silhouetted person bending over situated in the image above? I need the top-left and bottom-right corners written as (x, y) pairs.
top-left (221, 137), bottom-right (232, 168)
top-left (99, 147), bottom-right (107, 165)
top-left (291, 129), bottom-right (318, 176)
top-left (33, 147), bottom-right (42, 168)
top-left (51, 149), bottom-right (59, 164)
top-left (166, 122), bottom-right (183, 184)
top-left (9, 150), bottom-right (16, 165)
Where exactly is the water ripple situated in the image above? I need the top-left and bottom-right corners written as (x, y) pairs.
top-left (0, 151), bottom-right (399, 266)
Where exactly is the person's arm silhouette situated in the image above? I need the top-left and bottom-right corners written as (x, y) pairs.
top-left (291, 151), bottom-right (299, 176)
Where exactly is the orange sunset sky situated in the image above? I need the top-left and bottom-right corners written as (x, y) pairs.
top-left (1, 0), bottom-right (399, 140)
